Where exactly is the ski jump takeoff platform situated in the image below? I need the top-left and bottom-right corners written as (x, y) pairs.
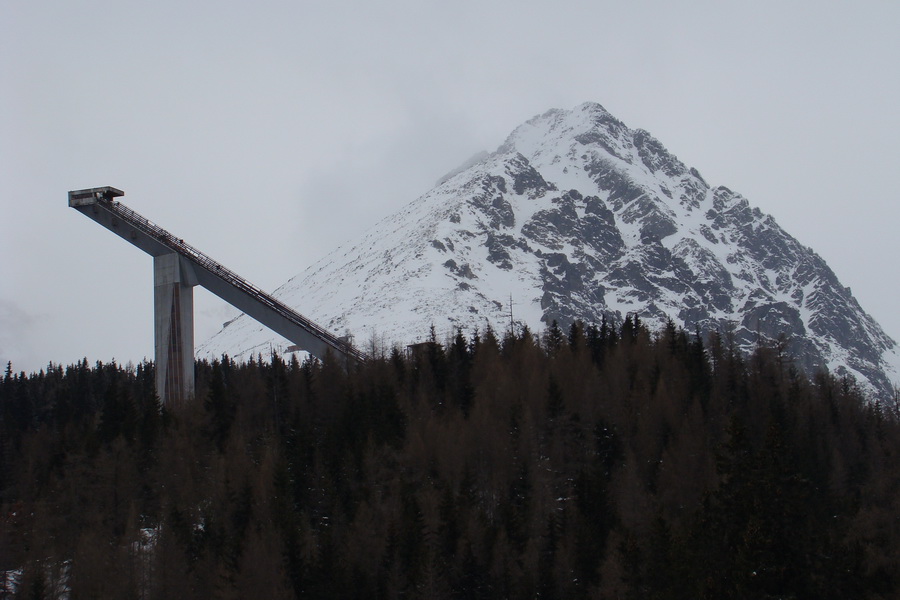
top-left (69, 186), bottom-right (365, 408)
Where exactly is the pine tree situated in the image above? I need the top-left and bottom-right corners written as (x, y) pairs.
top-left (204, 359), bottom-right (235, 452)
top-left (545, 319), bottom-right (564, 355)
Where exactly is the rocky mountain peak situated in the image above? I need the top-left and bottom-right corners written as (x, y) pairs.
top-left (200, 104), bottom-right (900, 400)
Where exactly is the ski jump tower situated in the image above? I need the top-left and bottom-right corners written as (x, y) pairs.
top-left (68, 186), bottom-right (365, 408)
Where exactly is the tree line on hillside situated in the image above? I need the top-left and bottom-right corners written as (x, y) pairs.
top-left (1, 318), bottom-right (899, 599)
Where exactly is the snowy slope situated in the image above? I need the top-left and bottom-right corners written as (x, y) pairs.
top-left (200, 102), bottom-right (900, 400)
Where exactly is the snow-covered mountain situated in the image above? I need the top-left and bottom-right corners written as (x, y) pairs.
top-left (200, 102), bottom-right (900, 399)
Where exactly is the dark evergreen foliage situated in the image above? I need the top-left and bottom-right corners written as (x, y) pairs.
top-left (1, 321), bottom-right (899, 598)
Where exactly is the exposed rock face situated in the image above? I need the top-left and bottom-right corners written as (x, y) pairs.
top-left (200, 102), bottom-right (900, 400)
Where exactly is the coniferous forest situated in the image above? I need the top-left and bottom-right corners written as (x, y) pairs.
top-left (2, 319), bottom-right (900, 599)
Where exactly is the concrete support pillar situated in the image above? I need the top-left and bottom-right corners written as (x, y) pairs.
top-left (154, 253), bottom-right (196, 408)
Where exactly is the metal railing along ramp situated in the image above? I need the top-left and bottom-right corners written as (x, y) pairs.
top-left (69, 186), bottom-right (365, 404)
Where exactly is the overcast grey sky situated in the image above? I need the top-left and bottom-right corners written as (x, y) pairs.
top-left (2, 0), bottom-right (898, 374)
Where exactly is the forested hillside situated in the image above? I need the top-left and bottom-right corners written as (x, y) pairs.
top-left (2, 320), bottom-right (899, 599)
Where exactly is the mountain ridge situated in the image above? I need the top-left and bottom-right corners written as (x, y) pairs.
top-left (200, 102), bottom-right (900, 400)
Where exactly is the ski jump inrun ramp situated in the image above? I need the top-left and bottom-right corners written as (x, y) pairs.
top-left (69, 186), bottom-right (366, 407)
